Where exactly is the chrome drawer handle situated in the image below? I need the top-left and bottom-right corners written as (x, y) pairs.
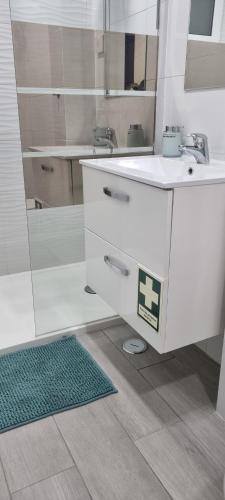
top-left (41, 164), bottom-right (54, 173)
top-left (103, 187), bottom-right (130, 202)
top-left (104, 255), bottom-right (129, 276)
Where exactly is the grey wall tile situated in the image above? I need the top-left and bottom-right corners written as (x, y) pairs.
top-left (48, 26), bottom-right (64, 87)
top-left (105, 32), bottom-right (125, 90)
top-left (62, 27), bottom-right (95, 88)
top-left (64, 96), bottom-right (96, 144)
top-left (12, 22), bottom-right (52, 88)
top-left (96, 95), bottom-right (155, 147)
top-left (185, 40), bottom-right (225, 90)
top-left (17, 94), bottom-right (66, 148)
top-left (146, 35), bottom-right (158, 82)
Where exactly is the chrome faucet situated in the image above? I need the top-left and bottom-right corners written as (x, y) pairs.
top-left (95, 137), bottom-right (115, 153)
top-left (93, 127), bottom-right (118, 153)
top-left (179, 133), bottom-right (209, 164)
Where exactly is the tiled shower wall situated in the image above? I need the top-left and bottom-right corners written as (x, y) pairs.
top-left (0, 0), bottom-right (31, 275)
top-left (0, 0), bottom-right (35, 342)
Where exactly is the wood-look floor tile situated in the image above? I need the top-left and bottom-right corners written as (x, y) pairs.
top-left (136, 421), bottom-right (224, 500)
top-left (55, 400), bottom-right (170, 500)
top-left (12, 467), bottom-right (91, 500)
top-left (140, 357), bottom-right (215, 418)
top-left (0, 460), bottom-right (10, 500)
top-left (181, 409), bottom-right (225, 469)
top-left (79, 331), bottom-right (178, 441)
top-left (103, 324), bottom-right (173, 369)
top-left (0, 417), bottom-right (74, 493)
top-left (174, 345), bottom-right (220, 402)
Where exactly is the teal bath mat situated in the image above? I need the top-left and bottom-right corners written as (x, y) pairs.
top-left (0, 336), bottom-right (117, 433)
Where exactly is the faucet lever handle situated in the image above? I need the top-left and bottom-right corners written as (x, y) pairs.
top-left (190, 133), bottom-right (198, 147)
top-left (190, 133), bottom-right (208, 150)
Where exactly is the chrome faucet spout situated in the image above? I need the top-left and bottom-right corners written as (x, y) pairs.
top-left (179, 133), bottom-right (209, 164)
top-left (95, 137), bottom-right (114, 153)
top-left (179, 145), bottom-right (208, 164)
top-left (93, 127), bottom-right (118, 153)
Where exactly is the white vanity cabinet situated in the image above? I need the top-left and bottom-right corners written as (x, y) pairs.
top-left (81, 158), bottom-right (225, 353)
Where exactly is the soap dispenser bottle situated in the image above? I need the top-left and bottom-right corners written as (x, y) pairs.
top-left (162, 126), bottom-right (183, 157)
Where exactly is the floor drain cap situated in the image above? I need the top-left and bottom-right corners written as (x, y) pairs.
top-left (123, 338), bottom-right (148, 354)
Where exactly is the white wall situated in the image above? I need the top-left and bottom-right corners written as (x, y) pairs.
top-left (10, 0), bottom-right (158, 35)
top-left (156, 0), bottom-right (225, 363)
top-left (109, 0), bottom-right (158, 35)
top-left (220, 0), bottom-right (225, 40)
top-left (10, 0), bottom-right (104, 30)
top-left (156, 0), bottom-right (225, 160)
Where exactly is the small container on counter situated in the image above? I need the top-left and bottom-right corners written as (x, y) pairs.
top-left (162, 126), bottom-right (183, 157)
top-left (127, 124), bottom-right (145, 147)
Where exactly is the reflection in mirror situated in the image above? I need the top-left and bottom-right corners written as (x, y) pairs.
top-left (105, 0), bottom-right (158, 93)
top-left (104, 32), bottom-right (158, 92)
top-left (23, 158), bottom-right (83, 210)
top-left (185, 0), bottom-right (225, 90)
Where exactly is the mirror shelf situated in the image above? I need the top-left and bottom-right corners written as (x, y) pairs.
top-left (17, 87), bottom-right (156, 97)
top-left (22, 146), bottom-right (154, 160)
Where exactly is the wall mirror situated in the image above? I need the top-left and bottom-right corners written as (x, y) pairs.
top-left (185, 0), bottom-right (225, 90)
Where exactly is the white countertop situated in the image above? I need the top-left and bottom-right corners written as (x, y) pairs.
top-left (80, 155), bottom-right (225, 188)
top-left (23, 145), bottom-right (153, 159)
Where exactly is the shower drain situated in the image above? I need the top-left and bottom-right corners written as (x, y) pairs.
top-left (123, 338), bottom-right (148, 354)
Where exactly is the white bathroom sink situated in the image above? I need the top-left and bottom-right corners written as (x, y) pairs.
top-left (81, 155), bottom-right (225, 188)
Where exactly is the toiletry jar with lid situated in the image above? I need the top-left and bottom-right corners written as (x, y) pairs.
top-left (162, 126), bottom-right (183, 157)
top-left (127, 124), bottom-right (145, 147)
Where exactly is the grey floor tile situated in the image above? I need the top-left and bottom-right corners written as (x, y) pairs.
top-left (181, 409), bottom-right (225, 469)
top-left (55, 399), bottom-right (170, 500)
top-left (79, 331), bottom-right (178, 441)
top-left (136, 421), bottom-right (224, 500)
top-left (0, 417), bottom-right (74, 493)
top-left (0, 460), bottom-right (10, 500)
top-left (12, 467), bottom-right (91, 500)
top-left (104, 324), bottom-right (174, 369)
top-left (140, 357), bottom-right (215, 418)
top-left (174, 345), bottom-right (220, 402)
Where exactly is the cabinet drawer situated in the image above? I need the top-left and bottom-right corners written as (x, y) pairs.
top-left (85, 229), bottom-right (168, 353)
top-left (83, 167), bottom-right (173, 276)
